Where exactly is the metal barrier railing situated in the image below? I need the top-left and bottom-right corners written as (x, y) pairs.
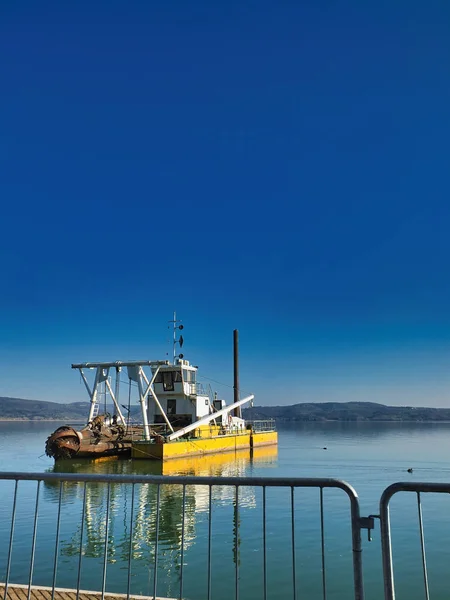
top-left (4, 472), bottom-right (449, 600)
top-left (379, 481), bottom-right (450, 600)
top-left (0, 472), bottom-right (370, 600)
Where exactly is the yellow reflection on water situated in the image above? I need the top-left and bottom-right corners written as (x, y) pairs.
top-left (50, 445), bottom-right (278, 477)
top-left (161, 445), bottom-right (278, 476)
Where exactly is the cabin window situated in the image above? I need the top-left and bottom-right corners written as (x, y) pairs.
top-left (183, 370), bottom-right (196, 383)
top-left (167, 399), bottom-right (177, 415)
top-left (155, 371), bottom-right (181, 385)
top-left (162, 371), bottom-right (174, 391)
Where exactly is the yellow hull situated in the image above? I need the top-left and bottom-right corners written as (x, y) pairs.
top-left (131, 431), bottom-right (278, 460)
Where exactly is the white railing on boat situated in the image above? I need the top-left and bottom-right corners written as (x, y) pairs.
top-left (245, 419), bottom-right (276, 432)
top-left (188, 382), bottom-right (209, 396)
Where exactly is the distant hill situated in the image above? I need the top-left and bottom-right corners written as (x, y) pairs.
top-left (1, 396), bottom-right (450, 422)
top-left (0, 396), bottom-right (89, 420)
top-left (0, 396), bottom-right (144, 421)
top-left (243, 401), bottom-right (450, 422)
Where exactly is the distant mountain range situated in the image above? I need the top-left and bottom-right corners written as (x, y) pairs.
top-left (0, 397), bottom-right (90, 420)
top-left (243, 402), bottom-right (450, 422)
top-left (1, 396), bottom-right (450, 422)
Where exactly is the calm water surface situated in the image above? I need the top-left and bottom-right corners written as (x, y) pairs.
top-left (1, 421), bottom-right (450, 599)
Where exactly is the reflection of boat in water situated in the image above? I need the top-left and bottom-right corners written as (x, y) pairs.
top-left (46, 317), bottom-right (277, 461)
top-left (160, 445), bottom-right (278, 477)
top-left (42, 448), bottom-right (277, 581)
top-left (48, 444), bottom-right (278, 478)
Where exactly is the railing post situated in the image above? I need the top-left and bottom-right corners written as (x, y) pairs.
top-left (379, 486), bottom-right (396, 600)
top-left (350, 495), bottom-right (365, 600)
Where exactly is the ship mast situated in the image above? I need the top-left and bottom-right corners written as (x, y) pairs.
top-left (169, 311), bottom-right (184, 364)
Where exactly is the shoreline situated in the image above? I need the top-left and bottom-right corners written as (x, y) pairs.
top-left (2, 418), bottom-right (450, 424)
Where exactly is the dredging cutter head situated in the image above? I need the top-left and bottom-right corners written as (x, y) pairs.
top-left (45, 426), bottom-right (81, 460)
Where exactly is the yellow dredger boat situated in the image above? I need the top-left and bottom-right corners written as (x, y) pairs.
top-left (46, 316), bottom-right (277, 461)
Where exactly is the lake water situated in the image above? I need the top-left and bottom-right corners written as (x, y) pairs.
top-left (1, 421), bottom-right (450, 599)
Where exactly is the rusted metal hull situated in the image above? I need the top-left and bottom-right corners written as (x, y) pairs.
top-left (76, 438), bottom-right (132, 459)
top-left (45, 421), bottom-right (142, 461)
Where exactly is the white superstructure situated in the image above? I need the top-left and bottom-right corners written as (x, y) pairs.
top-left (149, 359), bottom-right (211, 426)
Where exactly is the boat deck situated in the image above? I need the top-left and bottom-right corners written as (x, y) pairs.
top-left (0, 584), bottom-right (174, 600)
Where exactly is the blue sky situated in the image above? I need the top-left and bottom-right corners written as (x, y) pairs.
top-left (1, 1), bottom-right (450, 407)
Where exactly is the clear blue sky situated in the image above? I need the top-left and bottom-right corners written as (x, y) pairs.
top-left (1, 1), bottom-right (450, 407)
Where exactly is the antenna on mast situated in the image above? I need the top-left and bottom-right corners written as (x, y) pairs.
top-left (169, 311), bottom-right (184, 364)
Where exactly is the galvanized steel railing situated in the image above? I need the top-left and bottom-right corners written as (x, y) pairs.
top-left (0, 472), bottom-right (368, 600)
top-left (379, 481), bottom-right (450, 600)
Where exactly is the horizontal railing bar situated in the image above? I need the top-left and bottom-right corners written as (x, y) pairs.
top-left (380, 481), bottom-right (450, 507)
top-left (0, 472), bottom-right (358, 495)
